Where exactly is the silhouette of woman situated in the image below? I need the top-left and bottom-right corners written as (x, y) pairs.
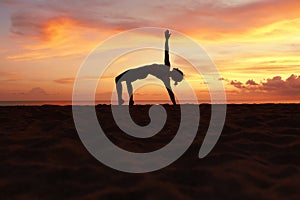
top-left (115, 30), bottom-right (184, 105)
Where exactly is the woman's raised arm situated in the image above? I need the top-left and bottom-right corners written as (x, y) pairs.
top-left (164, 30), bottom-right (171, 67)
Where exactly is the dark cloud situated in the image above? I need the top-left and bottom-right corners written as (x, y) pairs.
top-left (10, 10), bottom-right (47, 37)
top-left (246, 79), bottom-right (258, 85)
top-left (218, 77), bottom-right (229, 81)
top-left (261, 76), bottom-right (285, 91)
top-left (230, 74), bottom-right (300, 96)
top-left (14, 87), bottom-right (51, 96)
top-left (286, 74), bottom-right (300, 88)
top-left (230, 80), bottom-right (245, 89)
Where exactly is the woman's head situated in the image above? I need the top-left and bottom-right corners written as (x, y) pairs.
top-left (171, 68), bottom-right (184, 85)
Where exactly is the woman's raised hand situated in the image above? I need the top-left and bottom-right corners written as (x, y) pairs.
top-left (165, 30), bottom-right (171, 39)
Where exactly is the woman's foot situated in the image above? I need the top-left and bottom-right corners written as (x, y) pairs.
top-left (129, 99), bottom-right (134, 106)
top-left (118, 99), bottom-right (124, 105)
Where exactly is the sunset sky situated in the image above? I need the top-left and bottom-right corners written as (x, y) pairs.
top-left (0, 0), bottom-right (299, 103)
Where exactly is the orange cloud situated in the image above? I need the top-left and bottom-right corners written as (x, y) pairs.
top-left (167, 0), bottom-right (300, 41)
top-left (5, 0), bottom-right (300, 62)
top-left (7, 16), bottom-right (115, 61)
top-left (54, 77), bottom-right (75, 84)
top-left (41, 17), bottom-right (79, 42)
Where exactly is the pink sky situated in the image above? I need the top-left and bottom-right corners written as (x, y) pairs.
top-left (0, 0), bottom-right (299, 103)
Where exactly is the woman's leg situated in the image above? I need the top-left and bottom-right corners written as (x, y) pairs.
top-left (126, 81), bottom-right (134, 105)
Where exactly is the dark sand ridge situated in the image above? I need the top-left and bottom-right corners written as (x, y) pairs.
top-left (0, 104), bottom-right (299, 199)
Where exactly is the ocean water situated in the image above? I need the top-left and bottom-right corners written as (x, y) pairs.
top-left (0, 100), bottom-right (202, 106)
top-left (0, 100), bottom-right (298, 106)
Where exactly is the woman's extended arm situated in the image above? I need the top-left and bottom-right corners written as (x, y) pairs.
top-left (164, 30), bottom-right (171, 67)
top-left (164, 80), bottom-right (176, 105)
top-left (166, 87), bottom-right (176, 105)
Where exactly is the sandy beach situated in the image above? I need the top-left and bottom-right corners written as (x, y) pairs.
top-left (0, 104), bottom-right (299, 199)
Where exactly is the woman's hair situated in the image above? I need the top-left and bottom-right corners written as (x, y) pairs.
top-left (172, 68), bottom-right (184, 86)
